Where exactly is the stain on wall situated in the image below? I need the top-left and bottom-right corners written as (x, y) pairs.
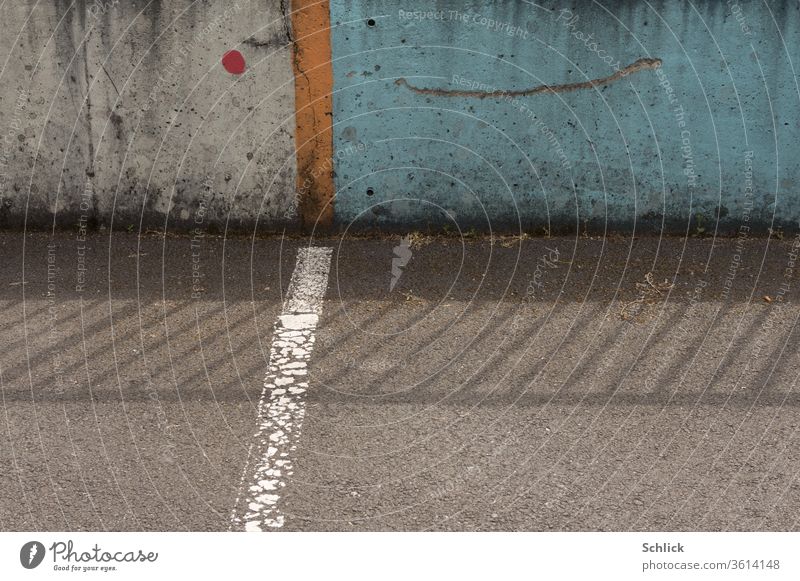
top-left (395, 57), bottom-right (663, 98)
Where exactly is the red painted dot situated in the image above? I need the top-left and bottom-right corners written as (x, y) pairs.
top-left (222, 50), bottom-right (246, 74)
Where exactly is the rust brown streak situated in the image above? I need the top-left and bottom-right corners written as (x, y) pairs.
top-left (291, 0), bottom-right (335, 231)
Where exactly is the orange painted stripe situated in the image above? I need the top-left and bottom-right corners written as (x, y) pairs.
top-left (291, 0), bottom-right (335, 230)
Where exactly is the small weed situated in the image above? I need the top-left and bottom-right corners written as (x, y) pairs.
top-left (406, 231), bottom-right (429, 248)
top-left (768, 227), bottom-right (784, 240)
top-left (694, 213), bottom-right (706, 236)
top-left (498, 232), bottom-right (530, 248)
top-left (620, 272), bottom-right (675, 321)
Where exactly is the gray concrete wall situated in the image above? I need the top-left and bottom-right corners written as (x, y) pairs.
top-left (0, 0), bottom-right (298, 232)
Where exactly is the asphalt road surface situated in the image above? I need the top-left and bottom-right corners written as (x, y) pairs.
top-left (2, 230), bottom-right (800, 531)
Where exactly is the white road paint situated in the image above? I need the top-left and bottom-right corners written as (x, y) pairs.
top-left (233, 246), bottom-right (332, 531)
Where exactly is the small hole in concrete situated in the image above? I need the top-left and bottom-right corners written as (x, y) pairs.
top-left (367, 18), bottom-right (376, 27)
top-left (366, 188), bottom-right (375, 196)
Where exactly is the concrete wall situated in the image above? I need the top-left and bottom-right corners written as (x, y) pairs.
top-left (330, 0), bottom-right (800, 234)
top-left (0, 0), bottom-right (298, 232)
top-left (2, 1), bottom-right (799, 234)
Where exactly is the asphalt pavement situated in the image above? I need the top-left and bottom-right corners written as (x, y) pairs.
top-left (2, 230), bottom-right (800, 531)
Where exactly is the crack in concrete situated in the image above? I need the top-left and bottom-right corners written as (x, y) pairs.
top-left (81, 39), bottom-right (97, 219)
top-left (279, 0), bottom-right (294, 44)
top-left (395, 58), bottom-right (662, 98)
top-left (243, 3), bottom-right (293, 49)
top-left (100, 63), bottom-right (120, 98)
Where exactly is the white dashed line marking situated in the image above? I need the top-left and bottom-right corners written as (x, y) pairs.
top-left (232, 246), bottom-right (332, 531)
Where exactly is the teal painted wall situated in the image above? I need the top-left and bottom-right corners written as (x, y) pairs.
top-left (329, 1), bottom-right (800, 233)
